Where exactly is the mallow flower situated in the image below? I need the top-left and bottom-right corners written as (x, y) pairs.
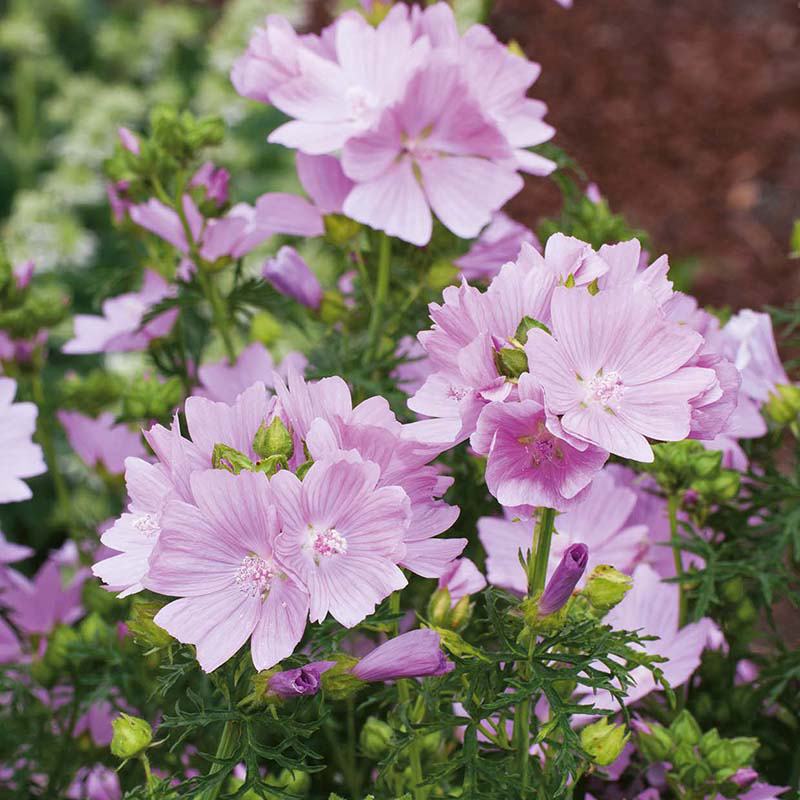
top-left (272, 458), bottom-right (410, 628)
top-left (58, 411), bottom-right (147, 475)
top-left (145, 469), bottom-right (309, 673)
top-left (0, 378), bottom-right (46, 503)
top-left (455, 212), bottom-right (538, 282)
top-left (262, 246), bottom-right (323, 310)
top-left (525, 285), bottom-right (717, 461)
top-left (63, 270), bottom-right (177, 355)
top-left (350, 629), bottom-right (453, 681)
top-left (471, 372), bottom-right (609, 511)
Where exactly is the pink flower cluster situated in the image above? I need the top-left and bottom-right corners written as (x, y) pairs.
top-left (232, 2), bottom-right (554, 245)
top-left (94, 373), bottom-right (463, 672)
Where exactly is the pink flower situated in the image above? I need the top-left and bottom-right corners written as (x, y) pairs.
top-left (471, 373), bottom-right (608, 511)
top-left (262, 246), bottom-right (323, 310)
top-left (66, 765), bottom-right (120, 800)
top-left (438, 557), bottom-right (486, 604)
top-left (455, 213), bottom-right (539, 282)
top-left (268, 661), bottom-right (336, 699)
top-left (58, 411), bottom-right (147, 474)
top-left (93, 458), bottom-right (173, 597)
top-left (526, 285), bottom-right (716, 461)
top-left (539, 543), bottom-right (588, 615)
top-left (267, 9), bottom-right (429, 155)
top-left (392, 336), bottom-right (433, 397)
top-left (197, 343), bottom-right (307, 404)
top-left (342, 57), bottom-right (522, 245)
top-left (703, 393), bottom-right (767, 471)
top-left (0, 618), bottom-right (21, 663)
top-left (0, 377), bottom-right (46, 503)
top-left (272, 458), bottom-right (409, 627)
top-left (0, 530), bottom-right (33, 565)
top-left (117, 127), bottom-right (140, 155)
top-left (718, 310), bottom-right (789, 405)
top-left (63, 270), bottom-right (177, 355)
top-left (351, 629), bottom-right (453, 681)
top-left (189, 162), bottom-right (230, 207)
top-left (579, 564), bottom-right (716, 710)
top-left (296, 152), bottom-right (354, 215)
top-left (3, 557), bottom-right (86, 636)
top-left (146, 469), bottom-right (309, 672)
top-left (597, 239), bottom-right (673, 306)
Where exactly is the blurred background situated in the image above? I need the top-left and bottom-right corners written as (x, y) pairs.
top-left (0, 0), bottom-right (798, 306)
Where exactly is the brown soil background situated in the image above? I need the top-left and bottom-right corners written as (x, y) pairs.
top-left (314, 0), bottom-right (800, 310)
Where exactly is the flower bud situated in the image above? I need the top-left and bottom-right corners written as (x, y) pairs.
top-left (765, 384), bottom-right (800, 425)
top-left (494, 346), bottom-right (529, 380)
top-left (637, 722), bottom-right (674, 762)
top-left (212, 443), bottom-right (255, 475)
top-left (44, 625), bottom-right (80, 671)
top-left (127, 599), bottom-right (173, 649)
top-left (449, 595), bottom-right (472, 630)
top-left (580, 719), bottom-right (629, 766)
top-left (582, 565), bottom-right (632, 615)
top-left (267, 662), bottom-right (335, 700)
top-left (427, 587), bottom-right (452, 627)
top-left (250, 311), bottom-right (282, 346)
top-left (262, 247), bottom-right (322, 311)
top-left (323, 214), bottom-right (361, 246)
top-left (252, 417), bottom-right (294, 463)
top-left (319, 290), bottom-right (349, 325)
top-left (360, 717), bottom-right (394, 759)
top-left (110, 714), bottom-right (152, 759)
top-left (539, 543), bottom-right (588, 616)
top-left (268, 768), bottom-right (311, 795)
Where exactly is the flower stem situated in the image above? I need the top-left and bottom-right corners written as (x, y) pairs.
top-left (366, 232), bottom-right (391, 362)
top-left (197, 268), bottom-right (237, 363)
top-left (140, 754), bottom-right (156, 799)
top-left (517, 508), bottom-right (557, 796)
top-left (197, 719), bottom-right (240, 800)
top-left (668, 494), bottom-right (687, 627)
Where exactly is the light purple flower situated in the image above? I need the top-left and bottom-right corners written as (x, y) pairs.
top-left (342, 57), bottom-right (522, 246)
top-left (597, 239), bottom-right (673, 306)
top-left (351, 629), bottom-right (453, 681)
top-left (189, 162), bottom-right (230, 207)
top-left (268, 661), bottom-right (336, 699)
top-left (63, 270), bottom-right (177, 355)
top-left (197, 342), bottom-right (307, 404)
top-left (58, 411), bottom-right (146, 474)
top-left (455, 213), bottom-right (539, 282)
top-left (146, 469), bottom-right (310, 673)
top-left (392, 335), bottom-right (433, 397)
top-left (3, 557), bottom-right (86, 636)
top-left (0, 618), bottom-right (21, 663)
top-left (539, 543), bottom-right (588, 615)
top-left (262, 246), bottom-right (323, 310)
top-left (526, 285), bottom-right (716, 462)
top-left (66, 765), bottom-right (121, 800)
top-left (93, 458), bottom-right (173, 597)
top-left (0, 377), bottom-right (46, 503)
top-left (272, 458), bottom-right (409, 628)
top-left (718, 310), bottom-right (789, 405)
top-left (296, 152), bottom-right (354, 215)
top-left (471, 373), bottom-right (609, 511)
top-left (0, 530), bottom-right (33, 564)
top-left (267, 9), bottom-right (429, 155)
top-left (438, 557), bottom-right (486, 604)
top-left (578, 564), bottom-right (717, 710)
top-left (117, 127), bottom-right (140, 155)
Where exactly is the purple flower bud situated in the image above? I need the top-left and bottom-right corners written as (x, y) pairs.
top-left (262, 246), bottom-right (323, 310)
top-left (117, 127), bottom-right (140, 155)
top-left (190, 162), bottom-right (230, 207)
top-left (268, 661), bottom-right (336, 699)
top-left (730, 767), bottom-right (759, 789)
top-left (538, 543), bottom-right (588, 616)
top-left (351, 630), bottom-right (453, 682)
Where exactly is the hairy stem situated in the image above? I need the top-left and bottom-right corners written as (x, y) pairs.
top-left (197, 719), bottom-right (240, 800)
top-left (668, 494), bottom-right (688, 627)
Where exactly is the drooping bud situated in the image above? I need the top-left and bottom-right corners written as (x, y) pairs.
top-left (582, 565), bottom-right (632, 615)
top-left (110, 714), bottom-right (152, 760)
top-left (127, 598), bottom-right (173, 649)
top-left (360, 717), bottom-right (394, 759)
top-left (580, 718), bottom-right (629, 766)
top-left (539, 543), bottom-right (588, 616)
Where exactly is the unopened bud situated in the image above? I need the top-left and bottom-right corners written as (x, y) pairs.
top-left (580, 718), bottom-right (629, 766)
top-left (212, 443), bottom-right (254, 474)
top-left (539, 543), bottom-right (588, 616)
top-left (670, 710), bottom-right (702, 747)
top-left (765, 384), bottom-right (800, 425)
top-left (127, 599), bottom-right (173, 649)
top-left (360, 717), bottom-right (394, 759)
top-left (110, 714), bottom-right (152, 759)
top-left (494, 346), bottom-right (528, 381)
top-left (449, 595), bottom-right (472, 630)
top-left (252, 417), bottom-right (293, 463)
top-left (427, 588), bottom-right (452, 627)
top-left (637, 722), bottom-right (674, 762)
top-left (582, 565), bottom-right (632, 614)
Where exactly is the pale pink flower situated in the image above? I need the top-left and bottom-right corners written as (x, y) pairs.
top-left (342, 57), bottom-right (521, 246)
top-left (66, 764), bottom-right (121, 800)
top-left (392, 336), bottom-right (433, 397)
top-left (455, 213), bottom-right (539, 282)
top-left (58, 411), bottom-right (146, 474)
top-left (267, 8), bottom-right (429, 155)
top-left (296, 152), bottom-right (354, 215)
top-left (146, 469), bottom-right (309, 672)
top-left (703, 393), bottom-right (767, 471)
top-left (262, 246), bottom-right (323, 310)
top-left (272, 458), bottom-right (409, 628)
top-left (189, 162), bottom-right (230, 207)
top-left (0, 530), bottom-right (33, 565)
top-left (597, 239), bottom-right (673, 306)
top-left (471, 373), bottom-right (608, 511)
top-left (63, 270), bottom-right (177, 355)
top-left (0, 377), bottom-right (46, 503)
top-left (438, 557), bottom-right (486, 604)
top-left (579, 564), bottom-right (717, 710)
top-left (92, 458), bottom-right (173, 597)
top-left (0, 618), bottom-right (21, 663)
top-left (197, 343), bottom-right (307, 404)
top-left (525, 285), bottom-right (716, 461)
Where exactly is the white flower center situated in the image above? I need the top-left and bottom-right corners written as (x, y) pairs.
top-left (235, 554), bottom-right (275, 598)
top-left (585, 370), bottom-right (624, 408)
top-left (346, 86), bottom-right (377, 125)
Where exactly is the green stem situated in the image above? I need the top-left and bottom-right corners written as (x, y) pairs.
top-left (140, 754), bottom-right (156, 799)
top-left (366, 233), bottom-right (391, 361)
top-left (198, 720), bottom-right (240, 800)
top-left (517, 508), bottom-right (557, 796)
top-left (668, 494), bottom-right (687, 627)
top-left (345, 697), bottom-right (360, 799)
top-left (32, 372), bottom-right (70, 518)
top-left (198, 269), bottom-right (236, 362)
